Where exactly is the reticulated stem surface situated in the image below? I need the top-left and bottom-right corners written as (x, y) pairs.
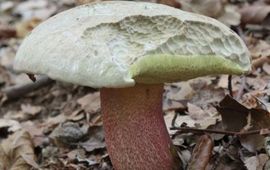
top-left (101, 84), bottom-right (180, 170)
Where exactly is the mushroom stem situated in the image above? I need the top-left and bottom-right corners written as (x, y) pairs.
top-left (101, 84), bottom-right (180, 170)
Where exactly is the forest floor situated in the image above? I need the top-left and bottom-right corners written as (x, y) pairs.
top-left (1, 0), bottom-right (270, 169)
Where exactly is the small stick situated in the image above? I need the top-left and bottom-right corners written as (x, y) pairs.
top-left (170, 127), bottom-right (270, 136)
top-left (1, 76), bottom-right (54, 101)
top-left (171, 112), bottom-right (179, 128)
top-left (228, 75), bottom-right (233, 97)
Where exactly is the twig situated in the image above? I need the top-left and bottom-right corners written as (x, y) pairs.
top-left (170, 127), bottom-right (270, 136)
top-left (1, 76), bottom-right (54, 101)
top-left (228, 75), bottom-right (233, 97)
top-left (171, 112), bottom-right (179, 128)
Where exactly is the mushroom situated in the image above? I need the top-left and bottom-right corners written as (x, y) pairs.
top-left (14, 1), bottom-right (251, 170)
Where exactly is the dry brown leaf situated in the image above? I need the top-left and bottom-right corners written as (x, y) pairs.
top-left (67, 109), bottom-right (85, 121)
top-left (14, 0), bottom-right (57, 20)
top-left (77, 92), bottom-right (100, 114)
top-left (263, 63), bottom-right (270, 74)
top-left (179, 0), bottom-right (240, 26)
top-left (218, 4), bottom-right (241, 26)
top-left (164, 109), bottom-right (220, 135)
top-left (164, 111), bottom-right (196, 134)
top-left (46, 113), bottom-right (67, 127)
top-left (180, 0), bottom-right (225, 18)
top-left (0, 119), bottom-right (21, 132)
top-left (217, 95), bottom-right (249, 131)
top-left (217, 75), bottom-right (229, 89)
top-left (67, 149), bottom-right (86, 161)
top-left (16, 18), bottom-right (42, 38)
top-left (188, 135), bottom-right (213, 170)
top-left (166, 82), bottom-right (195, 101)
top-left (246, 77), bottom-right (268, 91)
top-left (157, 0), bottom-right (181, 8)
top-left (89, 114), bottom-right (103, 126)
top-left (21, 104), bottom-right (42, 116)
top-left (21, 121), bottom-right (47, 147)
top-left (0, 44), bottom-right (17, 69)
top-left (244, 154), bottom-right (268, 170)
top-left (4, 104), bottom-right (42, 121)
top-left (187, 103), bottom-right (207, 119)
top-left (80, 126), bottom-right (105, 152)
top-left (0, 24), bottom-right (16, 40)
top-left (249, 40), bottom-right (270, 59)
top-left (187, 103), bottom-right (220, 129)
top-left (0, 130), bottom-right (38, 170)
top-left (76, 0), bottom-right (104, 5)
top-left (0, 1), bottom-right (15, 12)
top-left (217, 95), bottom-right (270, 152)
top-left (240, 4), bottom-right (270, 25)
top-left (163, 99), bottom-right (185, 111)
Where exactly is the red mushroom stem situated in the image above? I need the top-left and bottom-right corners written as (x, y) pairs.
top-left (101, 83), bottom-right (180, 170)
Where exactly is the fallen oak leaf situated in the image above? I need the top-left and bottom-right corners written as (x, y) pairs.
top-left (217, 95), bottom-right (270, 152)
top-left (244, 154), bottom-right (268, 170)
top-left (187, 135), bottom-right (213, 170)
top-left (0, 130), bottom-right (38, 170)
top-left (77, 92), bottom-right (100, 114)
top-left (21, 104), bottom-right (42, 116)
top-left (79, 126), bottom-right (105, 152)
top-left (216, 95), bottom-right (249, 131)
top-left (239, 4), bottom-right (270, 26)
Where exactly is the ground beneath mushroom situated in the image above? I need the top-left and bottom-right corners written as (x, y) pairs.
top-left (1, 0), bottom-right (270, 169)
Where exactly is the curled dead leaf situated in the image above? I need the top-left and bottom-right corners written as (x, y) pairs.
top-left (0, 130), bottom-right (38, 170)
top-left (77, 92), bottom-right (100, 114)
top-left (188, 135), bottom-right (213, 170)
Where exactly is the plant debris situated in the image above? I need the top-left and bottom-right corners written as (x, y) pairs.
top-left (1, 0), bottom-right (270, 169)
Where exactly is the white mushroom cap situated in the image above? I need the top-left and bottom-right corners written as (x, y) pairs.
top-left (14, 1), bottom-right (251, 88)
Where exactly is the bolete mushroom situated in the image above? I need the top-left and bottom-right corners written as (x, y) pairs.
top-left (14, 1), bottom-right (251, 170)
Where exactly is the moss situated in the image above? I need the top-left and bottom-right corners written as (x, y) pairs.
top-left (130, 54), bottom-right (244, 84)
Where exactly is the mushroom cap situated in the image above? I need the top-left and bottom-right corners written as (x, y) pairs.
top-left (14, 1), bottom-right (251, 88)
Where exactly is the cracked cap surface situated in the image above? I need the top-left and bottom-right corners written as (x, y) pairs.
top-left (14, 1), bottom-right (251, 88)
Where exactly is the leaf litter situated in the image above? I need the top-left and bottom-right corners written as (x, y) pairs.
top-left (1, 0), bottom-right (270, 169)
